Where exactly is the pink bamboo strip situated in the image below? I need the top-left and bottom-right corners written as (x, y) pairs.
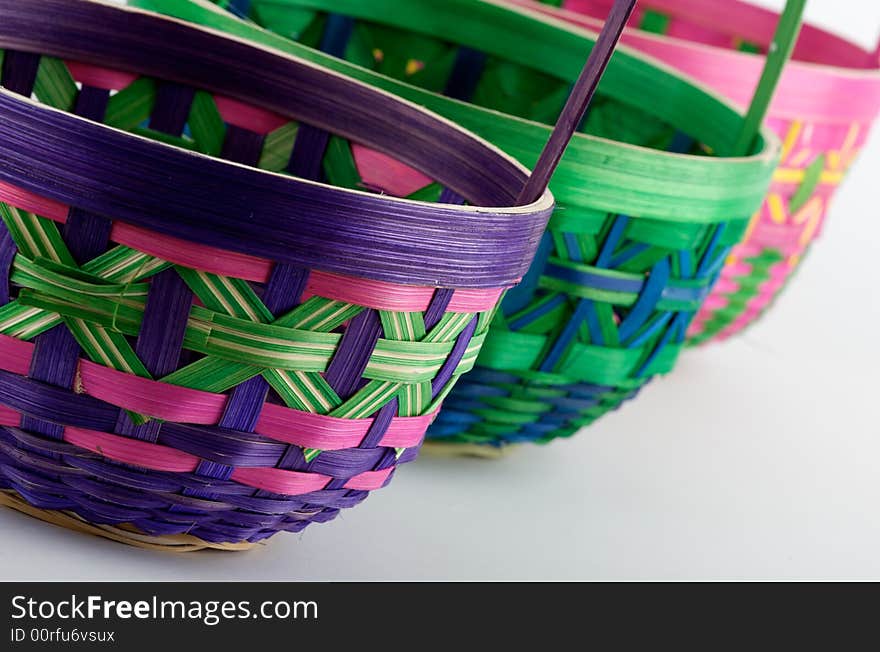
top-left (0, 182), bottom-right (505, 311)
top-left (0, 334), bottom-right (431, 450)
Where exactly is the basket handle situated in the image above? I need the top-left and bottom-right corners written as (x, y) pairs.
top-left (731, 0), bottom-right (807, 156)
top-left (517, 0), bottom-right (637, 205)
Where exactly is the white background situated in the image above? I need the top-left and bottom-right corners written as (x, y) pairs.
top-left (1, 0), bottom-right (879, 580)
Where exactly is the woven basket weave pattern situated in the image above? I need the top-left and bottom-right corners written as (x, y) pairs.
top-left (0, 0), bottom-right (552, 542)
top-left (526, 0), bottom-right (880, 343)
top-left (0, 53), bottom-right (486, 542)
top-left (690, 116), bottom-right (870, 341)
top-left (223, 0), bottom-right (779, 445)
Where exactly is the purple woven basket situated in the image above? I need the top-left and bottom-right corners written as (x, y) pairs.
top-left (0, 0), bottom-right (552, 549)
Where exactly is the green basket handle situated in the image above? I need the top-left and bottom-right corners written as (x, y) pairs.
top-left (732, 0), bottom-right (807, 156)
top-left (518, 0), bottom-right (637, 205)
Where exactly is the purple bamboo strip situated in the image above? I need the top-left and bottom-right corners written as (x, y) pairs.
top-left (0, 51), bottom-right (37, 312)
top-left (249, 133), bottom-right (321, 494)
top-left (0, 222), bottom-right (15, 305)
top-left (220, 119), bottom-right (312, 499)
top-left (149, 82), bottom-right (196, 135)
top-left (281, 12), bottom-right (351, 181)
top-left (62, 206), bottom-right (113, 265)
top-left (133, 271), bottom-right (193, 378)
top-left (438, 187), bottom-right (466, 206)
top-left (431, 315), bottom-right (479, 398)
top-left (517, 0), bottom-right (637, 205)
top-left (218, 377), bottom-right (271, 433)
top-left (114, 270), bottom-right (193, 440)
top-left (323, 309), bottom-right (382, 400)
top-left (424, 288), bottom-right (455, 331)
top-left (270, 446), bottom-right (308, 476)
top-left (262, 262), bottom-right (309, 315)
top-left (220, 124), bottom-right (266, 165)
top-left (287, 125), bottom-right (330, 182)
top-left (23, 79), bottom-right (116, 438)
top-left (0, 369), bottom-right (118, 429)
top-left (72, 86), bottom-right (110, 123)
top-left (0, 50), bottom-right (39, 96)
top-left (360, 399), bottom-right (398, 448)
top-left (115, 83), bottom-right (195, 441)
top-left (0, 371), bottom-right (418, 483)
top-left (215, 118), bottom-right (284, 434)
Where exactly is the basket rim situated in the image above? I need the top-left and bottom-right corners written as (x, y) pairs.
top-left (510, 0), bottom-right (880, 124)
top-left (0, 92), bottom-right (554, 220)
top-left (146, 0), bottom-right (783, 224)
top-left (0, 0), bottom-right (559, 289)
top-left (0, 0), bottom-right (554, 216)
top-left (0, 89), bottom-right (552, 288)
top-left (530, 0), bottom-right (880, 76)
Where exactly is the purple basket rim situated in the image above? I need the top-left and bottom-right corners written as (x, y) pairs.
top-left (0, 0), bottom-right (555, 288)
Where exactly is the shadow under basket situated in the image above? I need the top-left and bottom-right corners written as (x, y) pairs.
top-left (159, 0), bottom-right (782, 448)
top-left (0, 0), bottom-right (553, 548)
top-left (519, 0), bottom-right (880, 343)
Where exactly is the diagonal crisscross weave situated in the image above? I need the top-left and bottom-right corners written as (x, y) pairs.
top-left (221, 0), bottom-right (773, 446)
top-left (0, 24), bottom-right (528, 542)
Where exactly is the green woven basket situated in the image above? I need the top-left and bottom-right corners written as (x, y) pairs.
top-left (136, 0), bottom-right (781, 448)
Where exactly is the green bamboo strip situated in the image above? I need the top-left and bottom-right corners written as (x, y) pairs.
top-left (104, 78), bottom-right (157, 130)
top-left (160, 357), bottom-right (263, 393)
top-left (0, 304), bottom-right (60, 340)
top-left (422, 312), bottom-right (474, 343)
top-left (63, 317), bottom-right (153, 425)
top-left (63, 317), bottom-right (151, 380)
top-left (275, 297), bottom-right (363, 332)
top-left (16, 291), bottom-right (144, 333)
top-left (380, 311), bottom-right (426, 342)
top-left (188, 91), bottom-right (227, 156)
top-left (11, 256), bottom-right (150, 300)
top-left (263, 369), bottom-right (342, 413)
top-left (330, 380), bottom-right (403, 419)
top-left (789, 154), bottom-right (826, 213)
top-left (731, 0), bottom-right (807, 156)
top-left (11, 270), bottom-right (482, 384)
top-left (0, 205), bottom-right (77, 266)
top-left (259, 122), bottom-right (299, 171)
top-left (82, 247), bottom-right (171, 283)
top-left (33, 57), bottom-right (77, 110)
top-left (398, 382), bottom-right (431, 417)
top-left (129, 127), bottom-right (197, 152)
top-left (321, 136), bottom-right (363, 191)
top-left (177, 268), bottom-right (273, 322)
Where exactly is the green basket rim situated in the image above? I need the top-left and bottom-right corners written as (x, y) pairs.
top-left (134, 0), bottom-right (781, 224)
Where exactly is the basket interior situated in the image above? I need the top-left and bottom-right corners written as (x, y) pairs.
top-left (0, 0), bottom-right (557, 213)
top-left (0, 53), bottom-right (495, 208)
top-left (245, 0), bottom-right (713, 156)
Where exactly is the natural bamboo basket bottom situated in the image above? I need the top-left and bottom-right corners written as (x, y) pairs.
top-left (421, 442), bottom-right (514, 459)
top-left (0, 490), bottom-right (259, 552)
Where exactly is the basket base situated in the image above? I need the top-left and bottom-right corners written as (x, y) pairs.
top-left (421, 441), bottom-right (515, 459)
top-left (0, 490), bottom-right (258, 553)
